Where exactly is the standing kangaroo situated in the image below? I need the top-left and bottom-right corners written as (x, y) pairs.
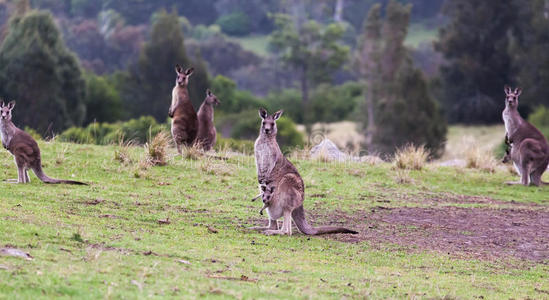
top-left (252, 108), bottom-right (357, 235)
top-left (169, 65), bottom-right (198, 154)
top-left (502, 86), bottom-right (549, 186)
top-left (0, 101), bottom-right (86, 185)
top-left (195, 89), bottom-right (220, 151)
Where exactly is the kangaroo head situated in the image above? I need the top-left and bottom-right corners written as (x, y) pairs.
top-left (205, 89), bottom-right (220, 106)
top-left (258, 108), bottom-right (283, 137)
top-left (504, 85), bottom-right (522, 109)
top-left (175, 64), bottom-right (194, 87)
top-left (261, 184), bottom-right (276, 203)
top-left (0, 100), bottom-right (15, 121)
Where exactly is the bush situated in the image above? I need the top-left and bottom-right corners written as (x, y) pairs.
top-left (393, 144), bottom-right (428, 170)
top-left (264, 83), bottom-right (363, 125)
top-left (308, 82), bottom-right (362, 123)
top-left (264, 89), bottom-right (303, 123)
top-left (215, 137), bottom-right (254, 154)
top-left (528, 105), bottom-right (549, 138)
top-left (58, 116), bottom-right (168, 145)
top-left (210, 75), bottom-right (266, 113)
top-left (83, 73), bottom-right (123, 124)
top-left (215, 12), bottom-right (251, 36)
top-left (217, 109), bottom-right (304, 152)
top-left (58, 127), bottom-right (96, 144)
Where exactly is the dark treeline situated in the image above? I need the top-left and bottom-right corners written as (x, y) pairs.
top-left (1, 0), bottom-right (549, 157)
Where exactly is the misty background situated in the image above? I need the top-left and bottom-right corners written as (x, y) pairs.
top-left (1, 0), bottom-right (549, 158)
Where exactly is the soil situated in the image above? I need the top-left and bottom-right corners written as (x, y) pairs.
top-left (252, 195), bottom-right (549, 262)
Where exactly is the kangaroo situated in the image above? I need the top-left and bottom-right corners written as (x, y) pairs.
top-left (169, 65), bottom-right (198, 154)
top-left (502, 135), bottom-right (512, 164)
top-left (502, 86), bottom-right (549, 186)
top-left (259, 183), bottom-right (275, 216)
top-left (252, 108), bottom-right (358, 236)
top-left (195, 89), bottom-right (220, 151)
top-left (0, 101), bottom-right (86, 185)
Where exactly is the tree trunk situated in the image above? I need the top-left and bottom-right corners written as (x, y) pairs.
top-left (301, 64), bottom-right (311, 125)
top-left (334, 0), bottom-right (344, 22)
top-left (364, 84), bottom-right (375, 148)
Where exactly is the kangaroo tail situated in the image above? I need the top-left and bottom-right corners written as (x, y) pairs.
top-left (292, 205), bottom-right (357, 235)
top-left (32, 164), bottom-right (87, 185)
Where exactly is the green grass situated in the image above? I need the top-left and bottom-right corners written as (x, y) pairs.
top-left (229, 35), bottom-right (270, 57)
top-left (405, 23), bottom-right (438, 48)
top-left (0, 141), bottom-right (547, 299)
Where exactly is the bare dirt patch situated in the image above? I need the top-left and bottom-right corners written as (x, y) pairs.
top-left (327, 205), bottom-right (549, 262)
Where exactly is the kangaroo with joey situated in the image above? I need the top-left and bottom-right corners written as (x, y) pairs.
top-left (252, 108), bottom-right (358, 236)
top-left (502, 86), bottom-right (549, 186)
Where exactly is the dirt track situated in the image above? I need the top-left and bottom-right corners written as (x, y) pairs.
top-left (286, 194), bottom-right (549, 262)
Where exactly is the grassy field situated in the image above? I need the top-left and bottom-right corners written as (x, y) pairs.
top-left (229, 23), bottom-right (437, 58)
top-left (404, 23), bottom-right (438, 48)
top-left (0, 139), bottom-right (548, 299)
top-left (229, 35), bottom-right (270, 57)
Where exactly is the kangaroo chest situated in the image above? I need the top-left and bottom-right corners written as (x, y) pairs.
top-left (502, 108), bottom-right (520, 136)
top-left (0, 122), bottom-right (14, 150)
top-left (254, 140), bottom-right (278, 179)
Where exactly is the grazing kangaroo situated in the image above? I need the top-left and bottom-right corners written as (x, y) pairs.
top-left (502, 86), bottom-right (549, 186)
top-left (252, 108), bottom-right (358, 236)
top-left (195, 89), bottom-right (220, 151)
top-left (0, 101), bottom-right (86, 185)
top-left (169, 65), bottom-right (198, 154)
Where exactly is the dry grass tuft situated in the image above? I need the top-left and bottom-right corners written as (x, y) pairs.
top-left (114, 138), bottom-right (135, 165)
top-left (144, 131), bottom-right (170, 166)
top-left (55, 145), bottom-right (69, 165)
top-left (360, 155), bottom-right (384, 165)
top-left (199, 157), bottom-right (235, 176)
top-left (393, 144), bottom-right (429, 170)
top-left (394, 169), bottom-right (413, 184)
top-left (182, 143), bottom-right (204, 160)
top-left (465, 144), bottom-right (497, 173)
top-left (289, 144), bottom-right (312, 161)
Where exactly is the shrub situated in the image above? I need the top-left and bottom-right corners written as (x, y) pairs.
top-left (393, 144), bottom-right (428, 170)
top-left (58, 116), bottom-right (168, 146)
top-left (144, 131), bottom-right (170, 166)
top-left (465, 144), bottom-right (497, 173)
top-left (217, 109), bottom-right (304, 152)
top-left (210, 75), bottom-right (266, 113)
top-left (24, 127), bottom-right (42, 141)
top-left (215, 137), bottom-right (254, 154)
top-left (58, 127), bottom-right (96, 144)
top-left (528, 105), bottom-right (549, 138)
top-left (215, 12), bottom-right (251, 36)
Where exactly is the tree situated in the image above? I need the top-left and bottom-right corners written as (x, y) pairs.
top-left (119, 10), bottom-right (209, 121)
top-left (0, 10), bottom-right (85, 135)
top-left (355, 0), bottom-right (446, 157)
top-left (83, 73), bottom-right (123, 124)
top-left (510, 0), bottom-right (549, 112)
top-left (435, 0), bottom-right (519, 124)
top-left (269, 14), bottom-right (349, 124)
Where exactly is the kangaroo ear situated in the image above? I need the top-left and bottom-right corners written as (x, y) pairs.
top-left (261, 185), bottom-right (267, 191)
top-left (206, 89), bottom-right (212, 97)
top-left (175, 64), bottom-right (182, 73)
top-left (504, 85), bottom-right (511, 95)
top-left (515, 88), bottom-right (522, 97)
top-left (273, 110), bottom-right (283, 120)
top-left (259, 108), bottom-right (268, 119)
top-left (7, 101), bottom-right (15, 110)
top-left (270, 186), bottom-right (276, 192)
top-left (185, 67), bottom-right (194, 76)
